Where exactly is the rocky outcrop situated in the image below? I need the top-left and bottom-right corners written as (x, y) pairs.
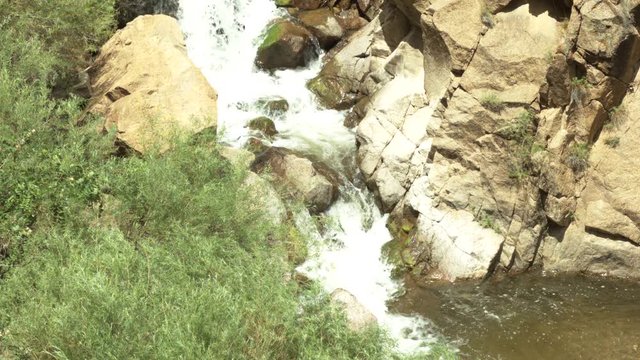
top-left (330, 289), bottom-right (377, 331)
top-left (251, 147), bottom-right (340, 213)
top-left (307, 2), bottom-right (412, 109)
top-left (255, 20), bottom-right (317, 71)
top-left (541, 70), bottom-right (640, 278)
top-left (89, 15), bottom-right (217, 154)
top-left (319, 0), bottom-right (640, 280)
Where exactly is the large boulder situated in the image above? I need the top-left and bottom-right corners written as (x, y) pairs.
top-left (420, 0), bottom-right (483, 100)
top-left (89, 15), bottom-right (217, 154)
top-left (330, 289), bottom-right (377, 331)
top-left (255, 20), bottom-right (317, 71)
top-left (251, 147), bottom-right (340, 213)
top-left (297, 8), bottom-right (345, 50)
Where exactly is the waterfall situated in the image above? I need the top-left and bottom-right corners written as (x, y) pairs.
top-left (178, 0), bottom-right (433, 353)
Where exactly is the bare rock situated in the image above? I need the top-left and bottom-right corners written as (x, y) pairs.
top-left (330, 289), bottom-right (377, 331)
top-left (89, 15), bottom-right (217, 154)
top-left (297, 8), bottom-right (345, 50)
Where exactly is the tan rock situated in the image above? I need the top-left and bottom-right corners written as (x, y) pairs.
top-left (330, 289), bottom-right (377, 331)
top-left (542, 73), bottom-right (640, 277)
top-left (576, 0), bottom-right (640, 82)
top-left (308, 2), bottom-right (411, 109)
top-left (460, 3), bottom-right (564, 105)
top-left (297, 8), bottom-right (345, 50)
top-left (89, 15), bottom-right (217, 154)
top-left (251, 147), bottom-right (339, 213)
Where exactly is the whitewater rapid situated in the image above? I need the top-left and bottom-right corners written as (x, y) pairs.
top-left (178, 0), bottom-right (432, 352)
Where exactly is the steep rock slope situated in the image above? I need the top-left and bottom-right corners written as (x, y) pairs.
top-left (315, 0), bottom-right (640, 280)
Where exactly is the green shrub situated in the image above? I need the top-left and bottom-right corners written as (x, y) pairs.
top-left (567, 142), bottom-right (590, 172)
top-left (480, 93), bottom-right (504, 112)
top-left (498, 110), bottom-right (542, 181)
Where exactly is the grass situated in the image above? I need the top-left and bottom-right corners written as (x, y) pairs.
top-left (480, 93), bottom-right (504, 112)
top-left (497, 110), bottom-right (543, 181)
top-left (604, 136), bottom-right (621, 148)
top-left (566, 142), bottom-right (590, 172)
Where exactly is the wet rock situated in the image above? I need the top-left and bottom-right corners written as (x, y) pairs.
top-left (244, 137), bottom-right (270, 155)
top-left (247, 116), bottom-right (278, 137)
top-left (255, 20), bottom-right (317, 71)
top-left (297, 8), bottom-right (345, 50)
top-left (251, 147), bottom-right (340, 213)
top-left (89, 15), bottom-right (217, 154)
top-left (330, 289), bottom-right (377, 331)
top-left (274, 0), bottom-right (293, 6)
top-left (256, 97), bottom-right (290, 115)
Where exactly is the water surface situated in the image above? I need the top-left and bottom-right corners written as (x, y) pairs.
top-left (391, 273), bottom-right (640, 359)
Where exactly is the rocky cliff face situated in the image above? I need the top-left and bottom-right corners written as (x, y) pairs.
top-left (312, 0), bottom-right (640, 280)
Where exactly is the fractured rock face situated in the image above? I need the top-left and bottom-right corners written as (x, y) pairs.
top-left (89, 15), bottom-right (217, 154)
top-left (460, 3), bottom-right (564, 105)
top-left (576, 0), bottom-right (640, 82)
top-left (308, 2), bottom-right (412, 109)
top-left (542, 74), bottom-right (640, 277)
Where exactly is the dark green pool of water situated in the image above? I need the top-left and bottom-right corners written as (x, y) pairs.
top-left (391, 273), bottom-right (640, 360)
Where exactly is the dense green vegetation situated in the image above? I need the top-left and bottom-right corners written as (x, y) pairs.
top-left (0, 2), bottom-right (459, 359)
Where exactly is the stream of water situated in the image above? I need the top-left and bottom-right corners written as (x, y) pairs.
top-left (177, 1), bottom-right (640, 358)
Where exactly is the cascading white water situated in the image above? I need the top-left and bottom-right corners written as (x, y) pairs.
top-left (178, 0), bottom-right (433, 353)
